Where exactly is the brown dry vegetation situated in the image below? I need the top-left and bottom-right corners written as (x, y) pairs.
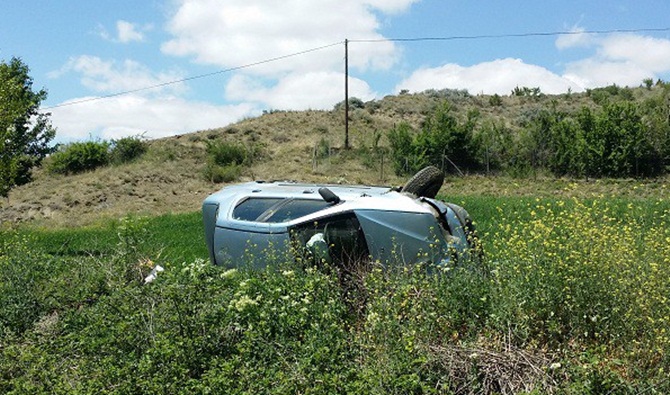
top-left (1, 88), bottom-right (668, 227)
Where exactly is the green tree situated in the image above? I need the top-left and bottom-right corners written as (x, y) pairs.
top-left (474, 120), bottom-right (514, 175)
top-left (417, 104), bottom-right (480, 173)
top-left (388, 104), bottom-right (481, 176)
top-left (640, 86), bottom-right (670, 171)
top-left (576, 102), bottom-right (662, 178)
top-left (387, 122), bottom-right (422, 175)
top-left (547, 117), bottom-right (587, 177)
top-left (524, 104), bottom-right (565, 171)
top-left (0, 57), bottom-right (55, 197)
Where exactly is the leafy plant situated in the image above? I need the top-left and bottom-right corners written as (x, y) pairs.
top-left (489, 93), bottom-right (503, 107)
top-left (48, 141), bottom-right (110, 174)
top-left (388, 103), bottom-right (480, 175)
top-left (206, 140), bottom-right (249, 167)
top-left (110, 135), bottom-right (148, 164)
top-left (203, 163), bottom-right (241, 183)
top-left (512, 86), bottom-right (542, 97)
top-left (0, 57), bottom-right (56, 197)
top-left (202, 140), bottom-right (254, 183)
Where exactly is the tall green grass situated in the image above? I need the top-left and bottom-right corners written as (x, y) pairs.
top-left (9, 211), bottom-right (207, 264)
top-left (1, 196), bottom-right (669, 393)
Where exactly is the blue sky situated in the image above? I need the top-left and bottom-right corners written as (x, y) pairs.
top-left (2, 0), bottom-right (670, 142)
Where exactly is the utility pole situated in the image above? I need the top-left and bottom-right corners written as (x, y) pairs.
top-left (344, 38), bottom-right (349, 149)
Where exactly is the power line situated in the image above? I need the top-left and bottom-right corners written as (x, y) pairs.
top-left (41, 26), bottom-right (670, 111)
top-left (350, 27), bottom-right (670, 43)
top-left (41, 41), bottom-right (343, 110)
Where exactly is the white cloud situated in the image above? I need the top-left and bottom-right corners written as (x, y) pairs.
top-left (157, 0), bottom-right (413, 115)
top-left (397, 32), bottom-right (670, 97)
top-left (161, 0), bottom-right (414, 75)
top-left (395, 58), bottom-right (582, 95)
top-left (225, 71), bottom-right (376, 110)
top-left (47, 56), bottom-right (257, 142)
top-left (560, 33), bottom-right (670, 88)
top-left (563, 59), bottom-right (651, 88)
top-left (49, 95), bottom-right (257, 142)
top-left (364, 0), bottom-right (419, 14)
top-left (51, 55), bottom-right (186, 95)
top-left (97, 20), bottom-right (151, 43)
top-left (116, 20), bottom-right (146, 43)
top-left (598, 34), bottom-right (670, 73)
top-left (555, 27), bottom-right (593, 49)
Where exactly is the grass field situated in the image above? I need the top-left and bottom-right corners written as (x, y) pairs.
top-left (1, 194), bottom-right (669, 394)
top-left (11, 211), bottom-right (208, 264)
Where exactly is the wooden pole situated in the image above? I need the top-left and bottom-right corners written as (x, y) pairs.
top-left (344, 39), bottom-right (349, 149)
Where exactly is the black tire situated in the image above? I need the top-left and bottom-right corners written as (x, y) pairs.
top-left (403, 166), bottom-right (444, 198)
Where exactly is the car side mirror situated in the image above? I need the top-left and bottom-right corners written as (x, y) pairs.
top-left (318, 187), bottom-right (341, 204)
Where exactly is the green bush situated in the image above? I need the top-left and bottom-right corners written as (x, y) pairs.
top-left (110, 135), bottom-right (148, 164)
top-left (206, 140), bottom-right (249, 167)
top-left (48, 141), bottom-right (110, 174)
top-left (512, 86), bottom-right (542, 97)
top-left (488, 93), bottom-right (503, 106)
top-left (387, 122), bottom-right (422, 175)
top-left (203, 163), bottom-right (241, 183)
top-left (203, 140), bottom-right (260, 183)
top-left (333, 97), bottom-right (365, 111)
top-left (388, 103), bottom-right (480, 175)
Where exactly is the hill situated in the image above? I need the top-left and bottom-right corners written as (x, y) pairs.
top-left (1, 85), bottom-right (669, 226)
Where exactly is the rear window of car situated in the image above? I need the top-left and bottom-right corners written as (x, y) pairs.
top-left (233, 198), bottom-right (331, 223)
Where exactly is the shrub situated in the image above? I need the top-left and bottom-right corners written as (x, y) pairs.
top-left (473, 121), bottom-right (515, 173)
top-left (315, 137), bottom-right (330, 160)
top-left (206, 140), bottom-right (248, 167)
top-left (422, 88), bottom-right (470, 100)
top-left (512, 86), bottom-right (542, 97)
top-left (203, 163), bottom-right (241, 183)
top-left (643, 78), bottom-right (654, 90)
top-left (333, 97), bottom-right (365, 111)
top-left (387, 122), bottom-right (422, 175)
top-left (203, 140), bottom-right (255, 183)
top-left (48, 141), bottom-right (110, 174)
top-left (388, 104), bottom-right (480, 175)
top-left (110, 135), bottom-right (148, 164)
top-left (489, 93), bottom-right (503, 106)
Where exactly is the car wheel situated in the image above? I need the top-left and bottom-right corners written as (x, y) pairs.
top-left (403, 166), bottom-right (444, 198)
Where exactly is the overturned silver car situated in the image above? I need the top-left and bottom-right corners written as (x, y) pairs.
top-left (202, 167), bottom-right (478, 269)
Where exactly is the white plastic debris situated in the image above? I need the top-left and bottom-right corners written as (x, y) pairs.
top-left (306, 232), bottom-right (326, 248)
top-left (144, 265), bottom-right (164, 284)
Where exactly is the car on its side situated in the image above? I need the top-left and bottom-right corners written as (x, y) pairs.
top-left (202, 167), bottom-right (478, 269)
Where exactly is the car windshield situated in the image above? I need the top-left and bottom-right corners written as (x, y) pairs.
top-left (233, 197), bottom-right (331, 223)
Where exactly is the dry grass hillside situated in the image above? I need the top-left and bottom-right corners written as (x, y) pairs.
top-left (2, 87), bottom-right (668, 227)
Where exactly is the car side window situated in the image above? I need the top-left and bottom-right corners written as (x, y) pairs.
top-left (233, 198), bottom-right (283, 221)
top-left (262, 199), bottom-right (331, 223)
top-left (233, 197), bottom-right (331, 223)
